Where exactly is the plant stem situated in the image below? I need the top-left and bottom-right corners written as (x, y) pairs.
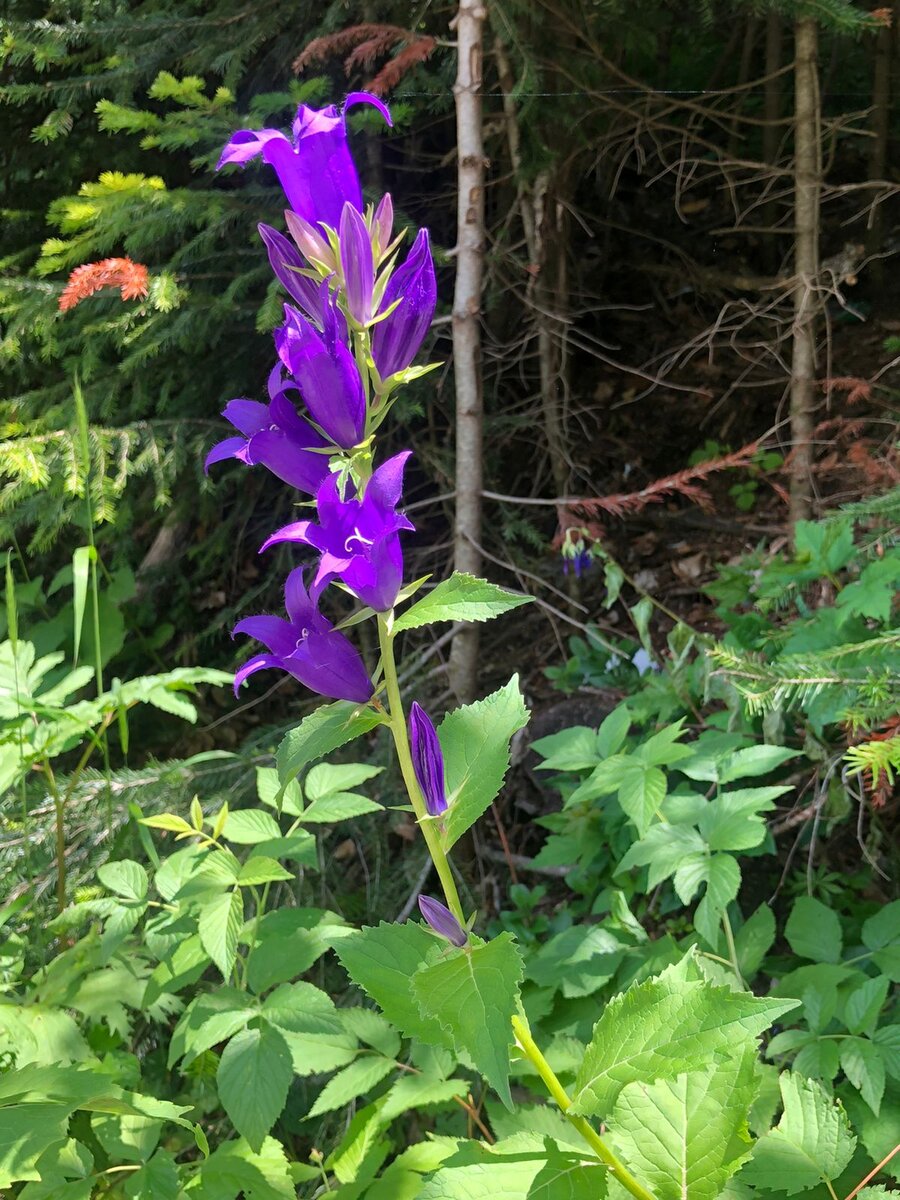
top-left (511, 1015), bottom-right (657, 1200)
top-left (721, 910), bottom-right (746, 988)
top-left (376, 613), bottom-right (465, 925)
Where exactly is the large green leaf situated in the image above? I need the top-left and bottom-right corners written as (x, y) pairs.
top-left (393, 572), bottom-right (531, 633)
top-left (335, 922), bottom-right (452, 1047)
top-left (417, 1141), bottom-right (607, 1199)
top-left (0, 1104), bottom-right (69, 1188)
top-left (97, 859), bottom-right (148, 901)
top-left (216, 1024), bottom-right (293, 1152)
top-left (785, 897), bottom-right (843, 964)
top-left (307, 1055), bottom-right (397, 1118)
top-left (412, 934), bottom-right (523, 1109)
top-left (571, 964), bottom-right (798, 1118)
top-left (190, 1136), bottom-right (295, 1200)
top-left (616, 762), bottom-right (666, 835)
top-left (197, 888), bottom-right (243, 980)
top-left (742, 1072), bottom-right (856, 1195)
top-left (441, 677), bottom-right (530, 849)
top-left (168, 988), bottom-right (256, 1068)
top-left (611, 1048), bottom-right (758, 1200)
top-left (276, 701), bottom-right (384, 787)
top-left (261, 982), bottom-right (357, 1076)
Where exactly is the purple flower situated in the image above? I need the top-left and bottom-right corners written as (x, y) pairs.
top-left (217, 93), bottom-right (392, 231)
top-left (233, 568), bottom-right (373, 703)
top-left (260, 451), bottom-right (414, 612)
top-left (562, 549), bottom-right (593, 579)
top-left (204, 376), bottom-right (330, 493)
top-left (275, 304), bottom-right (365, 448)
top-left (373, 194), bottom-right (393, 260)
top-left (372, 229), bottom-right (437, 380)
top-left (409, 702), bottom-right (448, 817)
top-left (339, 202), bottom-right (375, 324)
top-left (258, 223), bottom-right (322, 321)
top-left (285, 209), bottom-right (336, 272)
top-left (418, 896), bottom-right (467, 948)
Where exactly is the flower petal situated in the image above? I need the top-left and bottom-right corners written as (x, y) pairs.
top-left (204, 436), bottom-right (247, 473)
top-left (286, 629), bottom-right (373, 703)
top-left (258, 223), bottom-right (322, 319)
top-left (233, 614), bottom-right (298, 657)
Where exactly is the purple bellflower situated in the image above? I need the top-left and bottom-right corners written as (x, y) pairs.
top-left (217, 93), bottom-right (392, 232)
top-left (233, 567), bottom-right (373, 703)
top-left (418, 896), bottom-right (467, 948)
top-left (408, 702), bottom-right (448, 817)
top-left (258, 223), bottom-right (322, 321)
top-left (204, 374), bottom-right (330, 494)
top-left (276, 303), bottom-right (365, 448)
top-left (260, 451), bottom-right (414, 612)
top-left (339, 202), bottom-right (375, 324)
top-left (372, 229), bottom-right (437, 380)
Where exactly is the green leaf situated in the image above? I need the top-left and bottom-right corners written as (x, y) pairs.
top-left (198, 889), bottom-right (243, 980)
top-left (236, 857), bottom-right (293, 886)
top-left (785, 897), bottom-right (843, 964)
top-left (71, 544), bottom-right (92, 666)
top-left (244, 909), bottom-right (338, 995)
top-left (840, 1039), bottom-right (885, 1114)
top-left (307, 1055), bottom-right (396, 1117)
top-left (340, 1008), bottom-right (401, 1059)
top-left (412, 934), bottom-right (523, 1109)
top-left (734, 905), bottom-right (776, 979)
top-left (276, 701), bottom-right (384, 787)
top-left (700, 787), bottom-right (789, 852)
top-left (862, 901), bottom-right (900, 950)
top-left (221, 809), bottom-right (281, 844)
top-left (304, 761), bottom-right (383, 800)
top-left (336, 922), bottom-right (452, 1047)
top-left (718, 746), bottom-right (801, 784)
top-left (617, 823), bottom-right (707, 888)
top-left (125, 1150), bottom-right (179, 1200)
top-left (611, 1048), bottom-right (758, 1200)
top-left (191, 1136), bottom-right (294, 1200)
top-left (261, 982), bottom-right (357, 1076)
top-left (845, 976), bottom-right (890, 1036)
top-left (168, 988), bottom-right (256, 1067)
top-left (533, 726), bottom-right (602, 771)
top-left (393, 572), bottom-right (531, 633)
top-left (97, 859), bottom-right (148, 901)
top-left (441, 678), bottom-right (530, 849)
top-left (0, 1104), bottom-right (69, 1188)
top-left (140, 813), bottom-right (194, 837)
top-left (617, 762), bottom-right (667, 835)
top-left (417, 1142), bottom-right (607, 1199)
top-left (570, 963), bottom-right (799, 1117)
top-left (379, 1074), bottom-right (466, 1123)
top-left (216, 1024), bottom-right (293, 1152)
top-left (743, 1072), bottom-right (856, 1194)
top-left (256, 766), bottom-right (303, 817)
top-left (298, 793), bottom-right (383, 823)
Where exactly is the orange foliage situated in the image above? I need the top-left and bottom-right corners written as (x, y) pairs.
top-left (58, 258), bottom-right (149, 312)
top-left (293, 24), bottom-right (435, 96)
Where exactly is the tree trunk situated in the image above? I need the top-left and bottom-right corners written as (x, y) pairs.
top-left (762, 11), bottom-right (783, 272)
top-left (448, 0), bottom-right (487, 703)
top-left (865, 7), bottom-right (895, 285)
top-left (789, 17), bottom-right (820, 531)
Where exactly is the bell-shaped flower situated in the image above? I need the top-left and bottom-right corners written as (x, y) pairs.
top-left (204, 381), bottom-right (330, 494)
top-left (217, 92), bottom-right (392, 232)
top-left (372, 229), bottom-right (437, 380)
top-left (233, 568), bottom-right (372, 703)
top-left (408, 702), bottom-right (448, 817)
top-left (339, 201), bottom-right (375, 324)
top-left (418, 896), bottom-right (467, 948)
top-left (258, 223), bottom-right (322, 322)
top-left (260, 451), bottom-right (414, 612)
top-left (275, 303), bottom-right (365, 448)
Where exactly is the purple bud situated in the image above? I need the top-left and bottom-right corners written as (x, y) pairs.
top-left (285, 209), bottom-right (336, 271)
top-left (418, 895), bottom-right (467, 948)
top-left (258, 223), bottom-right (322, 321)
top-left (339, 201), bottom-right (375, 324)
top-left (409, 702), bottom-right (448, 817)
top-left (372, 229), bottom-right (437, 379)
top-left (373, 194), bottom-right (394, 259)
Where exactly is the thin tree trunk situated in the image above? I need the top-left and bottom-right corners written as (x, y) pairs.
top-left (762, 11), bottom-right (783, 272)
top-left (866, 7), bottom-right (895, 285)
top-left (789, 17), bottom-right (820, 530)
top-left (448, 0), bottom-right (487, 703)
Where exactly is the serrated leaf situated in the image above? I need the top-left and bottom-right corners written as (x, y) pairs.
top-left (216, 1024), bottom-right (292, 1152)
top-left (441, 678), bottom-right (530, 849)
top-left (298, 793), bottom-right (383, 823)
top-left (700, 787), bottom-right (788, 852)
top-left (845, 976), bottom-right (890, 1036)
top-left (411, 934), bottom-right (523, 1109)
top-left (417, 1142), bottom-right (607, 1199)
top-left (261, 982), bottom-right (357, 1076)
top-left (785, 897), bottom-right (842, 964)
top-left (617, 824), bottom-right (707, 889)
top-left (168, 988), bottom-right (256, 1067)
top-left (335, 922), bottom-right (452, 1047)
top-left (236, 856), bottom-right (293, 886)
top-left (571, 963), bottom-right (798, 1117)
top-left (276, 701), bottom-right (384, 787)
top-left (742, 1072), bottom-right (856, 1194)
top-left (734, 905), bottom-right (776, 979)
top-left (840, 1039), bottom-right (885, 1114)
top-left (191, 1135), bottom-right (294, 1199)
top-left (222, 809), bottom-right (281, 844)
top-left (305, 761), bottom-right (383, 800)
top-left (617, 762), bottom-right (666, 835)
top-left (97, 859), bottom-right (148, 901)
top-left (379, 1074), bottom-right (466, 1123)
top-left (862, 901), bottom-right (900, 951)
top-left (393, 572), bottom-right (531, 633)
top-left (340, 1008), bottom-right (401, 1058)
top-left (125, 1149), bottom-right (179, 1200)
top-left (256, 766), bottom-right (303, 817)
top-left (244, 910), bottom-right (337, 996)
top-left (307, 1055), bottom-right (396, 1117)
top-left (611, 1048), bottom-right (758, 1200)
top-left (718, 745), bottom-right (800, 784)
top-left (198, 889), bottom-right (243, 980)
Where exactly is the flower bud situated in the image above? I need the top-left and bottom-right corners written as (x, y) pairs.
top-left (373, 194), bottom-right (394, 259)
top-left (285, 209), bottom-right (336, 272)
top-left (371, 229), bottom-right (436, 379)
top-left (409, 702), bottom-right (448, 817)
top-left (418, 895), bottom-right (467, 948)
top-left (339, 201), bottom-right (375, 324)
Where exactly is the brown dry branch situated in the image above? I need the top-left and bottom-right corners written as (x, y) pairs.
top-left (819, 376), bottom-right (872, 405)
top-left (293, 23), bottom-right (435, 96)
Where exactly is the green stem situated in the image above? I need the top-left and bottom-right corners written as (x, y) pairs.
top-left (511, 1015), bottom-right (657, 1200)
top-left (721, 910), bottom-right (745, 988)
top-left (376, 613), bottom-right (465, 925)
